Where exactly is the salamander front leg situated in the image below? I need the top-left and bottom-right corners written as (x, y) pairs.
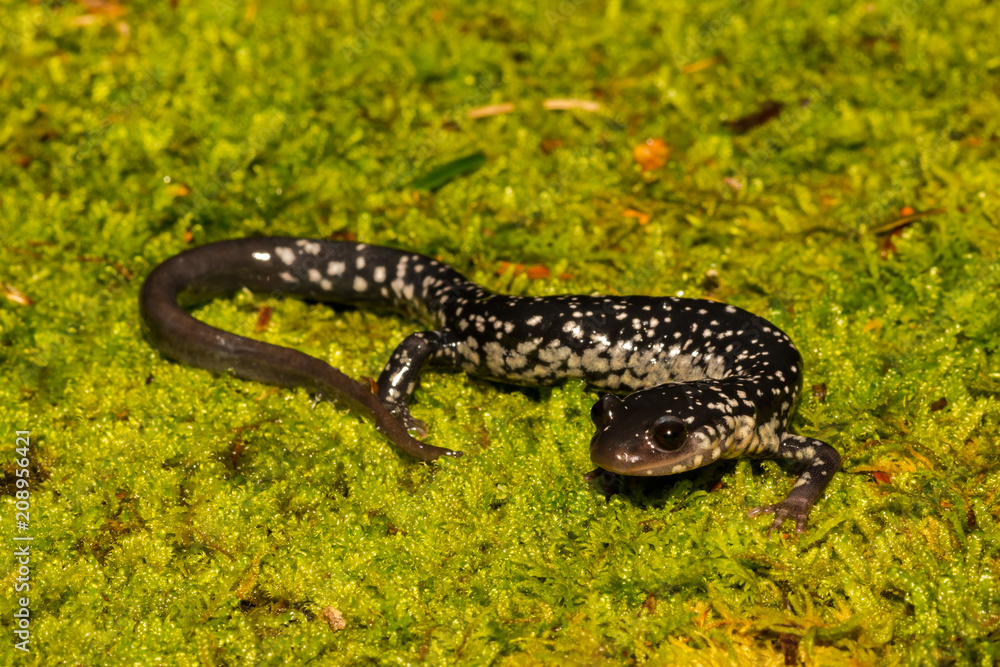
top-left (377, 329), bottom-right (459, 437)
top-left (748, 433), bottom-right (841, 534)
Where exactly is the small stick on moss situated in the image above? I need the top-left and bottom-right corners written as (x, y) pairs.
top-left (467, 103), bottom-right (516, 119)
top-left (543, 98), bottom-right (602, 112)
top-left (868, 207), bottom-right (946, 235)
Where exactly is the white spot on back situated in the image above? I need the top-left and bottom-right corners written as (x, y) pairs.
top-left (295, 240), bottom-right (322, 255)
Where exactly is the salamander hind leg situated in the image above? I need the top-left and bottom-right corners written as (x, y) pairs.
top-left (377, 329), bottom-right (460, 437)
top-left (748, 433), bottom-right (841, 534)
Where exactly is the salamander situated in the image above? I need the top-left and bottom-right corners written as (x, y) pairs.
top-left (140, 237), bottom-right (841, 532)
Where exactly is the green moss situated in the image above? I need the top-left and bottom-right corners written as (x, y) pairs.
top-left (2, 0), bottom-right (1000, 664)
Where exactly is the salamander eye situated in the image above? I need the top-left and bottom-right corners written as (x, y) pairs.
top-left (591, 394), bottom-right (624, 429)
top-left (649, 415), bottom-right (686, 451)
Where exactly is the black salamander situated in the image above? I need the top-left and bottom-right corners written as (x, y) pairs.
top-left (140, 238), bottom-right (840, 532)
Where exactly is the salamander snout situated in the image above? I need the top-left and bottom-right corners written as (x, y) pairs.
top-left (588, 388), bottom-right (699, 476)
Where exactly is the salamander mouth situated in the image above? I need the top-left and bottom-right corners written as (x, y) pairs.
top-left (589, 445), bottom-right (644, 475)
top-left (589, 432), bottom-right (694, 476)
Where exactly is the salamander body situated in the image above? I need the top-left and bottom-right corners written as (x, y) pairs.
top-left (140, 238), bottom-right (840, 532)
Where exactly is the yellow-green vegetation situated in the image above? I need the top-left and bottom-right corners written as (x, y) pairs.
top-left (2, 0), bottom-right (999, 664)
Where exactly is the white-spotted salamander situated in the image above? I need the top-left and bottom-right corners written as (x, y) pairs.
top-left (140, 238), bottom-right (840, 532)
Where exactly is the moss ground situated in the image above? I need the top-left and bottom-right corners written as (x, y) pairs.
top-left (1, 0), bottom-right (999, 664)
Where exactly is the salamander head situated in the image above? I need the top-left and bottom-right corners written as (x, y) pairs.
top-left (589, 386), bottom-right (725, 476)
